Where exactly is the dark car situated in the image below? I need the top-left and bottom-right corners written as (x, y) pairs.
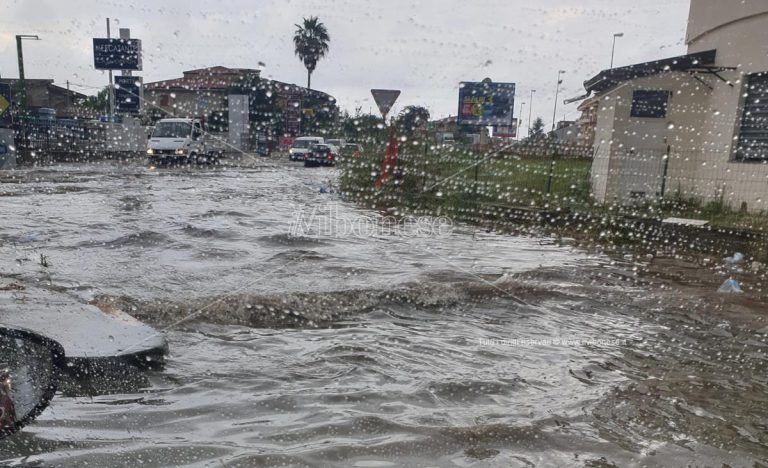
top-left (342, 143), bottom-right (363, 158)
top-left (304, 144), bottom-right (337, 167)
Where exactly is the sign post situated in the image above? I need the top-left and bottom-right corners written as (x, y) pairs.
top-left (370, 89), bottom-right (401, 189)
top-left (93, 20), bottom-right (142, 121)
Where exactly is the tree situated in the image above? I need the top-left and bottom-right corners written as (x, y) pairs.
top-left (81, 87), bottom-right (110, 114)
top-left (395, 105), bottom-right (430, 137)
top-left (293, 16), bottom-right (330, 90)
top-left (529, 117), bottom-right (545, 140)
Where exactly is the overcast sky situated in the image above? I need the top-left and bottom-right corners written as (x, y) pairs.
top-left (1, 0), bottom-right (690, 127)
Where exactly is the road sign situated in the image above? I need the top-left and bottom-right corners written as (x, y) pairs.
top-left (0, 84), bottom-right (11, 127)
top-left (371, 89), bottom-right (401, 119)
top-left (114, 76), bottom-right (142, 114)
top-left (284, 92), bottom-right (302, 137)
top-left (93, 38), bottom-right (142, 70)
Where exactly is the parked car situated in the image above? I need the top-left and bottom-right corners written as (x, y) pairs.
top-left (342, 143), bottom-right (363, 158)
top-left (289, 136), bottom-right (324, 161)
top-left (325, 138), bottom-right (345, 154)
top-left (304, 143), bottom-right (337, 167)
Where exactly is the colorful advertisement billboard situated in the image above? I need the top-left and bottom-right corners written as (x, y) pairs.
top-left (457, 81), bottom-right (515, 126)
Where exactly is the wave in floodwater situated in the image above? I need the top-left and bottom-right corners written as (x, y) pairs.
top-left (0, 161), bottom-right (766, 467)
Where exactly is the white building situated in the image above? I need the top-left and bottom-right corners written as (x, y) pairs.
top-left (581, 0), bottom-right (768, 212)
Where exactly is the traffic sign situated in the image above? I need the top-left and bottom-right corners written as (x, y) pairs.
top-left (93, 38), bottom-right (142, 70)
top-left (371, 89), bottom-right (400, 119)
top-left (114, 76), bottom-right (142, 114)
top-left (0, 84), bottom-right (11, 127)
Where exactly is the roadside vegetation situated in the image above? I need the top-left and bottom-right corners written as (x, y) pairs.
top-left (337, 131), bottom-right (768, 259)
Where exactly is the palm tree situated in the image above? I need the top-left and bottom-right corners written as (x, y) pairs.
top-left (293, 16), bottom-right (330, 90)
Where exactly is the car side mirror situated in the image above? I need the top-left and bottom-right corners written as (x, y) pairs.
top-left (0, 327), bottom-right (65, 440)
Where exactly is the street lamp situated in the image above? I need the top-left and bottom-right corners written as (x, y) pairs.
top-left (610, 32), bottom-right (624, 69)
top-left (551, 70), bottom-right (566, 132)
top-left (517, 101), bottom-right (525, 140)
top-left (528, 89), bottom-right (536, 138)
top-left (16, 34), bottom-right (41, 115)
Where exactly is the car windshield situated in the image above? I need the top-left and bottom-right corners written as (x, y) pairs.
top-left (4, 1), bottom-right (768, 466)
top-left (152, 122), bottom-right (191, 138)
top-left (292, 140), bottom-right (313, 148)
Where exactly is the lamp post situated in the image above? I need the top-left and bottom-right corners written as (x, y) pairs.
top-left (551, 70), bottom-right (565, 132)
top-left (15, 34), bottom-right (41, 116)
top-left (527, 89), bottom-right (536, 138)
top-left (517, 101), bottom-right (525, 140)
top-left (610, 32), bottom-right (624, 69)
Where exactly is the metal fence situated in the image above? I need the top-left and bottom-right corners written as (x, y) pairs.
top-left (340, 140), bottom-right (768, 232)
top-left (14, 118), bottom-right (149, 163)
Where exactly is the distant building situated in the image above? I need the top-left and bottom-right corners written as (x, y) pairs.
top-left (574, 99), bottom-right (597, 147)
top-left (552, 120), bottom-right (578, 144)
top-left (0, 78), bottom-right (87, 118)
top-left (575, 0), bottom-right (768, 211)
top-left (143, 66), bottom-right (335, 133)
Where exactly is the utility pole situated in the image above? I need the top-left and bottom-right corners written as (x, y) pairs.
top-left (15, 34), bottom-right (40, 117)
top-left (527, 89), bottom-right (536, 138)
top-left (517, 101), bottom-right (525, 140)
top-left (551, 70), bottom-right (565, 132)
top-left (107, 18), bottom-right (115, 121)
top-left (66, 80), bottom-right (70, 109)
top-left (610, 32), bottom-right (624, 69)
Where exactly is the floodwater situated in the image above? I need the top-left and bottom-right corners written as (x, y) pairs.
top-left (0, 157), bottom-right (766, 467)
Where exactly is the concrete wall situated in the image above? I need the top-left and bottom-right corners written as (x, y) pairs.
top-left (590, 1), bottom-right (768, 211)
top-left (590, 91), bottom-right (617, 202)
top-left (685, 0), bottom-right (768, 211)
top-left (687, 0), bottom-right (768, 48)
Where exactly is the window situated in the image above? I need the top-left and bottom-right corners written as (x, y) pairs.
top-left (735, 72), bottom-right (768, 162)
top-left (630, 90), bottom-right (669, 118)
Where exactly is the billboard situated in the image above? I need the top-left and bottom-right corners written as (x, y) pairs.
top-left (457, 81), bottom-right (515, 126)
top-left (114, 76), bottom-right (142, 114)
top-left (93, 38), bottom-right (142, 70)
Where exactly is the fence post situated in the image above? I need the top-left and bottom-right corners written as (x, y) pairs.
top-left (546, 140), bottom-right (557, 194)
top-left (660, 144), bottom-right (670, 198)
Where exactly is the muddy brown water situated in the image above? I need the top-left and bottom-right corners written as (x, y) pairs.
top-left (0, 159), bottom-right (766, 467)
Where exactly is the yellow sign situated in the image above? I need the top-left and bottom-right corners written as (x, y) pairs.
top-left (0, 95), bottom-right (9, 115)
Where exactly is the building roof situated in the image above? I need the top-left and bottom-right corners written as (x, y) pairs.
top-left (144, 66), bottom-right (254, 91)
top-left (144, 66), bottom-right (334, 101)
top-left (0, 78), bottom-right (87, 100)
top-left (583, 49), bottom-right (717, 94)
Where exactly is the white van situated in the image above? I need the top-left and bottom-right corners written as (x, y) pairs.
top-left (289, 136), bottom-right (324, 161)
top-left (147, 118), bottom-right (221, 165)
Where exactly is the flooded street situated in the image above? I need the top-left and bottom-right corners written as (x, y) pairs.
top-left (0, 159), bottom-right (766, 467)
